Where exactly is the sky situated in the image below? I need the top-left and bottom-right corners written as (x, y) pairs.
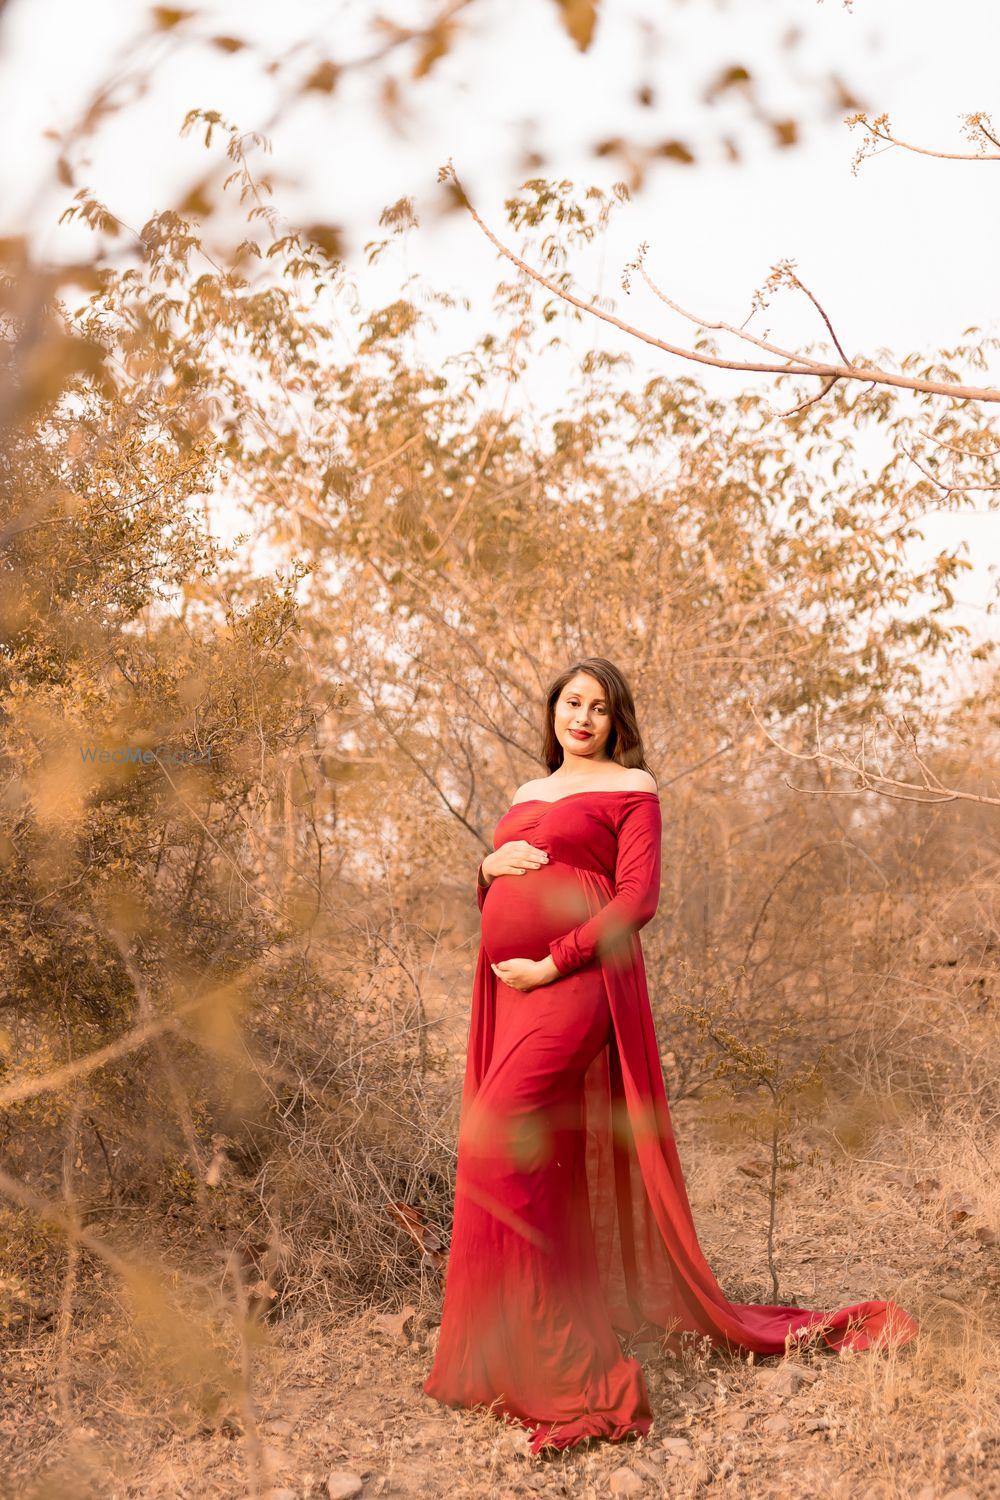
top-left (2, 0), bottom-right (999, 685)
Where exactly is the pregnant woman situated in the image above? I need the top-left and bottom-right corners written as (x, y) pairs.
top-left (422, 656), bottom-right (918, 1454)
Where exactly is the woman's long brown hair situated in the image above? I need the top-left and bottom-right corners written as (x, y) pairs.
top-left (539, 657), bottom-right (656, 780)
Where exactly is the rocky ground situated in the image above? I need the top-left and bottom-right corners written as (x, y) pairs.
top-left (4, 1298), bottom-right (996, 1500)
top-left (3, 1101), bottom-right (999, 1498)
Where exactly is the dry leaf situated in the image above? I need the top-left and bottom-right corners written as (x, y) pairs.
top-left (737, 1160), bottom-right (768, 1180)
top-left (387, 1201), bottom-right (447, 1270)
top-left (372, 1305), bottom-right (416, 1345)
top-left (944, 1191), bottom-right (980, 1225)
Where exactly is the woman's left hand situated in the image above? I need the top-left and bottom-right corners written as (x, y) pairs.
top-left (490, 957), bottom-right (554, 992)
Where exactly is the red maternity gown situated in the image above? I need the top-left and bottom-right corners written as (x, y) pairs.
top-left (422, 788), bottom-right (918, 1453)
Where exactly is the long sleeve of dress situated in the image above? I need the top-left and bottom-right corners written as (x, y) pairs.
top-left (476, 860), bottom-right (491, 913)
top-left (547, 795), bottom-right (661, 976)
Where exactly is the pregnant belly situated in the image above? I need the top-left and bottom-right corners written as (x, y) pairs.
top-left (481, 861), bottom-right (595, 965)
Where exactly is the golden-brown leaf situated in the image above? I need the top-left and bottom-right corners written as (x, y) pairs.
top-left (551, 0), bottom-right (599, 52)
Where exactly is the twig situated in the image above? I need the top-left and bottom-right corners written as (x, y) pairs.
top-left (55, 1095), bottom-right (83, 1427)
top-left (848, 110), bottom-right (1000, 165)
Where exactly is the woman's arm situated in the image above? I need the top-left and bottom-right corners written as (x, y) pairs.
top-left (547, 795), bottom-right (662, 976)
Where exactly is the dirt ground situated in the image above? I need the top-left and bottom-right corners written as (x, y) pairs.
top-left (3, 1094), bottom-right (999, 1500)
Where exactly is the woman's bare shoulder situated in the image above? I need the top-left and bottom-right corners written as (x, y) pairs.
top-left (623, 769), bottom-right (658, 794)
top-left (510, 778), bottom-right (547, 806)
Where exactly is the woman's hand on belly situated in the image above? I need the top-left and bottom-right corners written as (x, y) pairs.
top-left (483, 840), bottom-right (549, 880)
top-left (490, 954), bottom-right (561, 992)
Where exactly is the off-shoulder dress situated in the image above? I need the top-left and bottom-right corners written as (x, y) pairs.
top-left (422, 789), bottom-right (918, 1454)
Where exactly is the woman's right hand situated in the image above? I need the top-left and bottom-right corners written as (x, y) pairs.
top-left (483, 841), bottom-right (550, 881)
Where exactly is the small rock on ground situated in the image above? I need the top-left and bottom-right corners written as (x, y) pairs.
top-left (609, 1466), bottom-right (644, 1496)
top-left (659, 1438), bottom-right (694, 1461)
top-left (386, 1466), bottom-right (433, 1495)
top-left (499, 1426), bottom-right (533, 1458)
top-left (326, 1471), bottom-right (365, 1500)
top-left (758, 1361), bottom-right (819, 1398)
top-left (261, 1444), bottom-right (292, 1474)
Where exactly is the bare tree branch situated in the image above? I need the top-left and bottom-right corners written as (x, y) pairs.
top-left (900, 441), bottom-right (1000, 496)
top-left (748, 700), bottom-right (1000, 809)
top-left (440, 162), bottom-right (1000, 407)
top-left (0, 984), bottom-right (237, 1112)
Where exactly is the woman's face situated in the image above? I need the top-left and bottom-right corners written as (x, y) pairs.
top-left (554, 673), bottom-right (613, 763)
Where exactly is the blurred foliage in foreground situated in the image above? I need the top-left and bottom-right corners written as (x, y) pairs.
top-left (2, 104), bottom-right (1000, 1487)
